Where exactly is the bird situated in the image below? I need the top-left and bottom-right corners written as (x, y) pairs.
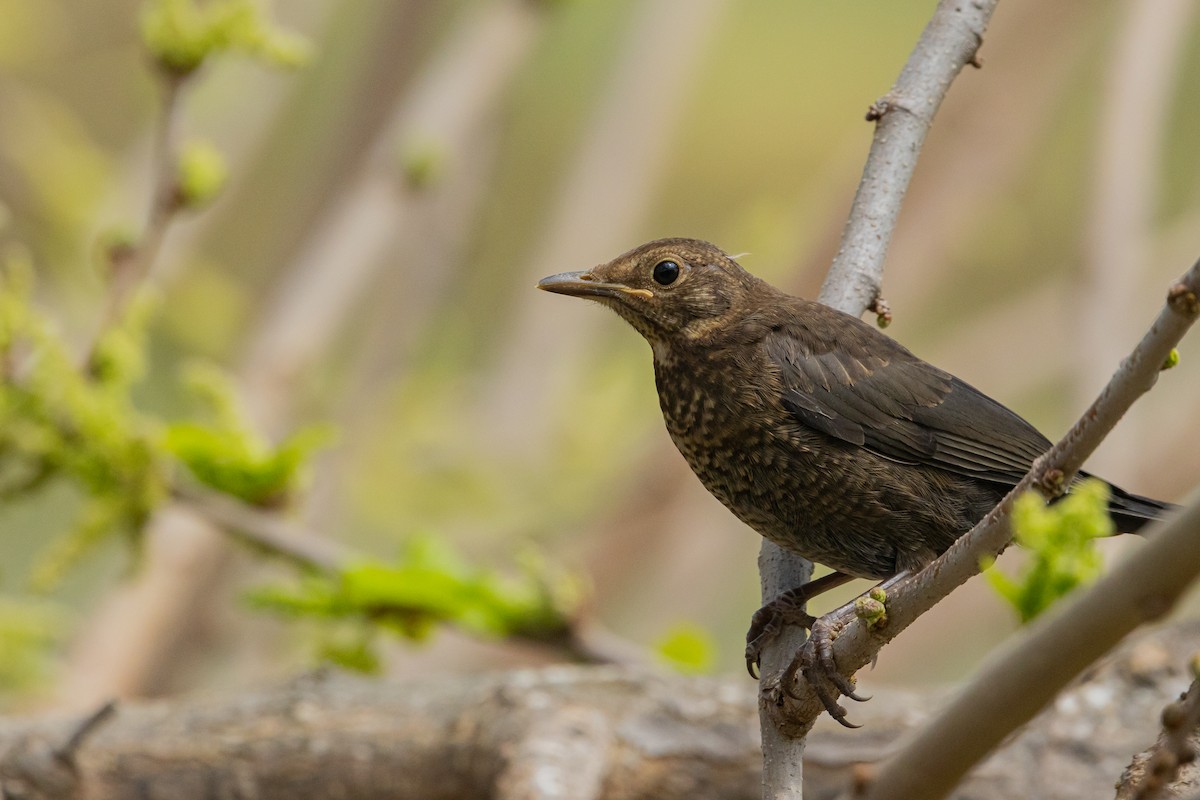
top-left (537, 238), bottom-right (1173, 712)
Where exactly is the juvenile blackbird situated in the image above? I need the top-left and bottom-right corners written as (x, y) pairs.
top-left (537, 238), bottom-right (1172, 668)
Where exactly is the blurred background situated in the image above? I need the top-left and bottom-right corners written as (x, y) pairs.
top-left (1, 0), bottom-right (1199, 713)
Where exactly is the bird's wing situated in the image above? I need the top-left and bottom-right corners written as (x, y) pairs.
top-left (765, 327), bottom-right (1051, 485)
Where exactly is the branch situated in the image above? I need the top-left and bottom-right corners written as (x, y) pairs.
top-left (5, 621), bottom-right (1200, 800)
top-left (757, 0), bottom-right (999, 780)
top-left (818, 0), bottom-right (997, 315)
top-left (1118, 659), bottom-right (1200, 799)
top-left (768, 258), bottom-right (1200, 758)
top-left (855, 473), bottom-right (1200, 800)
top-left (5, 668), bottom-right (762, 800)
top-left (84, 70), bottom-right (187, 371)
top-left (172, 483), bottom-right (645, 667)
top-left (171, 484), bottom-right (351, 573)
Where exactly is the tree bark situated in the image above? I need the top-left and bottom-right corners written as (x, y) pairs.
top-left (6, 621), bottom-right (1200, 800)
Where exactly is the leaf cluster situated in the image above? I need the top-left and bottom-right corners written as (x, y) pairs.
top-left (0, 260), bottom-right (166, 588)
top-left (141, 0), bottom-right (309, 76)
top-left (985, 479), bottom-right (1114, 622)
top-left (247, 536), bottom-right (581, 671)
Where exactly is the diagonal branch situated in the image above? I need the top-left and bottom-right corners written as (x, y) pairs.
top-left (172, 483), bottom-right (645, 667)
top-left (811, 260), bottom-right (1200, 799)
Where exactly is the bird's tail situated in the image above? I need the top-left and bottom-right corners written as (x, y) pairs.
top-left (1100, 479), bottom-right (1177, 534)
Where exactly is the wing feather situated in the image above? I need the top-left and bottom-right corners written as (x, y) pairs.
top-left (766, 322), bottom-right (1050, 486)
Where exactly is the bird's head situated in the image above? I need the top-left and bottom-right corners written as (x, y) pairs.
top-left (537, 238), bottom-right (765, 346)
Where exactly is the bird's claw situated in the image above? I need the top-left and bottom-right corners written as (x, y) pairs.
top-left (781, 615), bottom-right (867, 728)
top-left (745, 601), bottom-right (815, 679)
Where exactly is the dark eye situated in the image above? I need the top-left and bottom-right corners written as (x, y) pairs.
top-left (652, 259), bottom-right (680, 285)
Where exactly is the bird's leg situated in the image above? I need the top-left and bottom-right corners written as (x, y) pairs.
top-left (745, 570), bottom-right (854, 677)
top-left (782, 572), bottom-right (910, 728)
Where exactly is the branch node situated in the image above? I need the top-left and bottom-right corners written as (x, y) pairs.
top-left (865, 98), bottom-right (890, 122)
top-left (1034, 467), bottom-right (1067, 499)
top-left (1167, 282), bottom-right (1200, 318)
top-left (869, 295), bottom-right (893, 328)
top-left (53, 700), bottom-right (117, 768)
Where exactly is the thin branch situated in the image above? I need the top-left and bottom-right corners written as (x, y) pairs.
top-left (818, 0), bottom-right (998, 315)
top-left (756, 544), bottom-right (812, 798)
top-left (1119, 661), bottom-right (1200, 800)
top-left (854, 484), bottom-right (1200, 800)
top-left (757, 6), bottom-right (1000, 796)
top-left (757, 0), bottom-right (1000, 769)
top-left (172, 483), bottom-right (644, 667)
top-left (833, 263), bottom-right (1200, 800)
top-left (171, 484), bottom-right (351, 573)
top-left (84, 71), bottom-right (187, 371)
top-left (52, 701), bottom-right (117, 767)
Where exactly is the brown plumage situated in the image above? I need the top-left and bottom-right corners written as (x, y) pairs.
top-left (538, 238), bottom-right (1172, 584)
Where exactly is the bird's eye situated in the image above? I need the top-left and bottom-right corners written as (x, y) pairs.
top-left (652, 259), bottom-right (681, 286)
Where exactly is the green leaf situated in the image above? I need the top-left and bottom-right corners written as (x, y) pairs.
top-left (247, 537), bottom-right (581, 654)
top-left (141, 0), bottom-right (311, 75)
top-left (655, 623), bottom-right (715, 675)
top-left (165, 362), bottom-right (332, 505)
top-left (176, 140), bottom-right (227, 208)
top-left (984, 480), bottom-right (1112, 622)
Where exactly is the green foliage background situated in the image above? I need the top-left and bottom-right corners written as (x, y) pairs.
top-left (0, 0), bottom-right (1197, 708)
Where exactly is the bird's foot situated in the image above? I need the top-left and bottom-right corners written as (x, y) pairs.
top-left (745, 600), bottom-right (816, 678)
top-left (782, 611), bottom-right (868, 729)
top-left (745, 570), bottom-right (853, 678)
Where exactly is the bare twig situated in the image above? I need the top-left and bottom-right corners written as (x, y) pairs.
top-left (818, 0), bottom-right (999, 315)
top-left (757, 0), bottom-right (1000, 783)
top-left (171, 484), bottom-right (351, 573)
top-left (855, 487), bottom-right (1200, 800)
top-left (84, 71), bottom-right (187, 370)
top-left (830, 262), bottom-right (1200, 800)
top-left (757, 4), bottom-right (1000, 796)
top-left (1118, 657), bottom-right (1200, 800)
top-left (52, 701), bottom-right (117, 767)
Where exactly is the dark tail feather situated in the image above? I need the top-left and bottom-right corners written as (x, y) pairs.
top-left (1102, 480), bottom-right (1177, 534)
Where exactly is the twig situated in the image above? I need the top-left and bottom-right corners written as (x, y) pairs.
top-left (835, 262), bottom-right (1200, 800)
top-left (818, 0), bottom-right (999, 315)
top-left (52, 700), bottom-right (117, 768)
top-left (1118, 656), bottom-right (1200, 800)
top-left (84, 70), bottom-right (187, 372)
top-left (853, 485), bottom-right (1200, 800)
top-left (758, 0), bottom-right (1000, 768)
top-left (171, 484), bottom-right (352, 573)
top-left (173, 483), bottom-right (644, 666)
top-left (757, 543), bottom-right (812, 798)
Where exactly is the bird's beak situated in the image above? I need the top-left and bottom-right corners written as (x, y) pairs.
top-left (536, 271), bottom-right (653, 300)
